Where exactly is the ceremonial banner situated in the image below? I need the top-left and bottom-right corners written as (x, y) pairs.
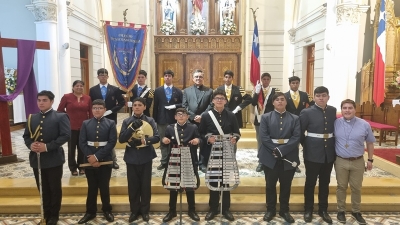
top-left (104, 23), bottom-right (147, 92)
top-left (373, 0), bottom-right (386, 106)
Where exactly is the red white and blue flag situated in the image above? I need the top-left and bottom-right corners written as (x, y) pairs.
top-left (373, 0), bottom-right (386, 106)
top-left (250, 20), bottom-right (264, 114)
top-left (250, 20), bottom-right (260, 86)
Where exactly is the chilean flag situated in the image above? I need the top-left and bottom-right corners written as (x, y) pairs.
top-left (250, 20), bottom-right (264, 113)
top-left (250, 20), bottom-right (260, 86)
top-left (373, 0), bottom-right (386, 106)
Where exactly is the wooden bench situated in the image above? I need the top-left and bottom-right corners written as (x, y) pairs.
top-left (361, 101), bottom-right (399, 146)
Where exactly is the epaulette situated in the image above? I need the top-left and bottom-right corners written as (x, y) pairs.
top-left (148, 89), bottom-right (154, 98)
top-left (307, 94), bottom-right (313, 102)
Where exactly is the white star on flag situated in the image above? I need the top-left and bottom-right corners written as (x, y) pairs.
top-left (253, 34), bottom-right (259, 46)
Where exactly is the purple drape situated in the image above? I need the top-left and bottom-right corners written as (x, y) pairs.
top-left (0, 40), bottom-right (39, 118)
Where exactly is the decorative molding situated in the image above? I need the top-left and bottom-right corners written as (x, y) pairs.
top-left (154, 35), bottom-right (242, 53)
top-left (288, 28), bottom-right (296, 44)
top-left (336, 3), bottom-right (369, 25)
top-left (66, 5), bottom-right (74, 26)
top-left (386, 0), bottom-right (396, 31)
top-left (26, 1), bottom-right (58, 22)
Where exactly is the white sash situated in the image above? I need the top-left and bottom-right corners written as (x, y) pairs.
top-left (140, 87), bottom-right (150, 98)
top-left (208, 111), bottom-right (224, 135)
top-left (254, 87), bottom-right (272, 122)
top-left (174, 124), bottom-right (181, 146)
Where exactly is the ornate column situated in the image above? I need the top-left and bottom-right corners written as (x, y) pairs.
top-left (26, 0), bottom-right (61, 105)
top-left (322, 0), bottom-right (368, 109)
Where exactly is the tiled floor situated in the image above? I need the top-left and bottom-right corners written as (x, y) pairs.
top-left (1, 212), bottom-right (400, 224)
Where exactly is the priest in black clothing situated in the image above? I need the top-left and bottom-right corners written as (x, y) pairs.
top-left (77, 99), bottom-right (117, 224)
top-left (258, 92), bottom-right (300, 223)
top-left (199, 89), bottom-right (240, 221)
top-left (161, 108), bottom-right (201, 222)
top-left (119, 97), bottom-right (160, 223)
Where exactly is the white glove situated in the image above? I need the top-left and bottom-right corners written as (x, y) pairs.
top-left (103, 110), bottom-right (112, 116)
top-left (165, 105), bottom-right (176, 110)
top-left (232, 106), bottom-right (241, 114)
top-left (255, 80), bottom-right (261, 94)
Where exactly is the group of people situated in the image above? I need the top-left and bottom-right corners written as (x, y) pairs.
top-left (22, 68), bottom-right (375, 224)
top-left (258, 86), bottom-right (375, 225)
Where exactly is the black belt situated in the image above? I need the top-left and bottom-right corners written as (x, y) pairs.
top-left (337, 155), bottom-right (363, 161)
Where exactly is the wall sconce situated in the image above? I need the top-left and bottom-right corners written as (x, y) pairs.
top-left (62, 43), bottom-right (70, 49)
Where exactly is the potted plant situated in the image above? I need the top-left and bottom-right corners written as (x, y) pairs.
top-left (160, 20), bottom-right (176, 35)
top-left (221, 18), bottom-right (237, 35)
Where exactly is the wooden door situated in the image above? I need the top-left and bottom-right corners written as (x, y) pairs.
top-left (156, 53), bottom-right (185, 89)
top-left (306, 45), bottom-right (315, 95)
top-left (80, 44), bottom-right (90, 94)
top-left (185, 54), bottom-right (211, 88)
top-left (212, 53), bottom-right (239, 88)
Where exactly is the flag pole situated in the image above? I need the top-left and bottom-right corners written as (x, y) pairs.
top-left (250, 7), bottom-right (258, 21)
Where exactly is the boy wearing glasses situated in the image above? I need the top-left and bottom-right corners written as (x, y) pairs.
top-left (161, 108), bottom-right (201, 222)
top-left (78, 99), bottom-right (117, 224)
top-left (199, 89), bottom-right (240, 221)
top-left (119, 97), bottom-right (160, 223)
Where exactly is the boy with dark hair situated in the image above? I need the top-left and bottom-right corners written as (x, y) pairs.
top-left (300, 86), bottom-right (336, 223)
top-left (89, 67), bottom-right (125, 169)
top-left (216, 70), bottom-right (252, 128)
top-left (153, 69), bottom-right (183, 170)
top-left (161, 108), bottom-right (201, 222)
top-left (252, 72), bottom-right (281, 172)
top-left (131, 70), bottom-right (154, 117)
top-left (23, 90), bottom-right (70, 225)
top-left (199, 89), bottom-right (241, 221)
top-left (77, 99), bottom-right (117, 224)
top-left (119, 97), bottom-right (160, 222)
top-left (258, 92), bottom-right (300, 223)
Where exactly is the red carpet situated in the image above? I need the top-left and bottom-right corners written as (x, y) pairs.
top-left (369, 148), bottom-right (400, 164)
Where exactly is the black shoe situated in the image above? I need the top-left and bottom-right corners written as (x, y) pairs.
top-left (255, 163), bottom-right (263, 172)
top-left (351, 212), bottom-right (366, 224)
top-left (318, 211), bottom-right (332, 223)
top-left (304, 211), bottom-right (313, 222)
top-left (263, 211), bottom-right (276, 222)
top-left (47, 217), bottom-right (58, 225)
top-left (337, 211), bottom-right (346, 224)
top-left (188, 210), bottom-right (200, 221)
top-left (205, 211), bottom-right (217, 221)
top-left (222, 210), bottom-right (234, 221)
top-left (279, 212), bottom-right (295, 223)
top-left (103, 211), bottom-right (114, 222)
top-left (78, 213), bottom-right (96, 224)
top-left (113, 161), bottom-right (119, 169)
top-left (142, 213), bottom-right (150, 222)
top-left (162, 211), bottom-right (177, 222)
top-left (157, 164), bottom-right (166, 170)
top-left (128, 213), bottom-right (139, 222)
top-left (295, 167), bottom-right (301, 173)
